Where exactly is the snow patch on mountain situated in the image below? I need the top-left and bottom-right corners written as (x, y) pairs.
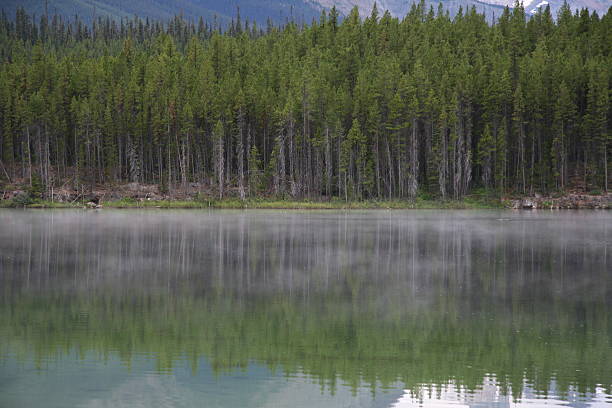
top-left (474, 0), bottom-right (535, 6)
top-left (312, 0), bottom-right (404, 16)
top-left (313, 0), bottom-right (531, 15)
top-left (481, 0), bottom-right (534, 7)
top-left (313, 0), bottom-right (610, 18)
top-left (530, 0), bottom-right (549, 13)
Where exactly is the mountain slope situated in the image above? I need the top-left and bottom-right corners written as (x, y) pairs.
top-left (2, 0), bottom-right (323, 25)
top-left (3, 0), bottom-right (610, 25)
top-left (314, 0), bottom-right (610, 19)
top-left (310, 0), bottom-right (507, 22)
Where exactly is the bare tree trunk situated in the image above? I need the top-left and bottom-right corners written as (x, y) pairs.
top-left (238, 135), bottom-right (245, 201)
top-left (386, 138), bottom-right (394, 198)
top-left (167, 122), bottom-right (172, 189)
top-left (518, 123), bottom-right (526, 194)
top-left (325, 125), bottom-right (332, 197)
top-left (127, 133), bottom-right (140, 183)
top-left (408, 117), bottom-right (419, 199)
top-left (288, 114), bottom-right (297, 197)
top-left (561, 126), bottom-right (566, 190)
top-left (605, 141), bottom-right (608, 192)
top-left (439, 120), bottom-right (448, 200)
top-left (0, 159), bottom-right (11, 183)
top-left (302, 89), bottom-right (308, 197)
top-left (236, 107), bottom-right (245, 200)
top-left (463, 106), bottom-right (472, 196)
top-left (530, 128), bottom-right (535, 194)
top-left (453, 108), bottom-right (462, 200)
top-left (26, 126), bottom-right (32, 186)
top-left (275, 130), bottom-right (285, 196)
top-left (179, 133), bottom-right (189, 187)
top-left (246, 125), bottom-right (252, 196)
top-left (375, 130), bottom-right (380, 198)
top-left (214, 129), bottom-right (225, 198)
top-left (397, 130), bottom-right (403, 198)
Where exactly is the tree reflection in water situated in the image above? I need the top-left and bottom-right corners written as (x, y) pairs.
top-left (0, 210), bottom-right (610, 405)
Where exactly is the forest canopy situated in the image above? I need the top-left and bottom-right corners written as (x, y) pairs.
top-left (0, 3), bottom-right (610, 200)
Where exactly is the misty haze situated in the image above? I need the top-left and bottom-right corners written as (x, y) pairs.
top-left (0, 210), bottom-right (610, 407)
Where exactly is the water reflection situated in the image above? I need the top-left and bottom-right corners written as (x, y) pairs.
top-left (0, 210), bottom-right (610, 407)
top-left (393, 379), bottom-right (611, 408)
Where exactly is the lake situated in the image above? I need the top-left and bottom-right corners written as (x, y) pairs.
top-left (0, 209), bottom-right (610, 408)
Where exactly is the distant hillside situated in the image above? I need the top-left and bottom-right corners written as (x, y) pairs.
top-left (316, 0), bottom-right (610, 18)
top-left (315, 0), bottom-right (507, 20)
top-left (3, 0), bottom-right (610, 26)
top-left (1, 0), bottom-right (323, 26)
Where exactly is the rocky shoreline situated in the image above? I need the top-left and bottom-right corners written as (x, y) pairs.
top-left (508, 193), bottom-right (611, 210)
top-left (1, 181), bottom-right (610, 209)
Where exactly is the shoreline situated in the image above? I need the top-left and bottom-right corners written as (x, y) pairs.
top-left (1, 194), bottom-right (610, 210)
top-left (2, 181), bottom-right (610, 210)
top-left (0, 197), bottom-right (504, 210)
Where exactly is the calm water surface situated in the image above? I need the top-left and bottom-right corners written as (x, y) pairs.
top-left (0, 209), bottom-right (610, 408)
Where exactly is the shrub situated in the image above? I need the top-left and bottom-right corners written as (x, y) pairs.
top-left (11, 192), bottom-right (34, 207)
top-left (28, 175), bottom-right (44, 199)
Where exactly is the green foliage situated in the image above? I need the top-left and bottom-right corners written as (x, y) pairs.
top-left (477, 124), bottom-right (495, 189)
top-left (0, 6), bottom-right (609, 200)
top-left (8, 192), bottom-right (34, 207)
top-left (110, 197), bottom-right (139, 207)
top-left (159, 178), bottom-right (169, 195)
top-left (248, 145), bottom-right (263, 196)
top-left (28, 174), bottom-right (44, 199)
top-left (1, 289), bottom-right (608, 395)
top-left (65, 197), bottom-right (502, 209)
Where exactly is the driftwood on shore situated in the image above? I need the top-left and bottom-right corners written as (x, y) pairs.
top-left (1, 178), bottom-right (610, 209)
top-left (509, 194), bottom-right (611, 210)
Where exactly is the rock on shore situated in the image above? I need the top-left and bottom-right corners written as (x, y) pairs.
top-left (509, 193), bottom-right (611, 209)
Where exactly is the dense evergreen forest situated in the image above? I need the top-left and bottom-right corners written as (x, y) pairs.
top-left (0, 3), bottom-right (610, 201)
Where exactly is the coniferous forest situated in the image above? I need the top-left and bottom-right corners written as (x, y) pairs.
top-left (0, 4), bottom-right (610, 202)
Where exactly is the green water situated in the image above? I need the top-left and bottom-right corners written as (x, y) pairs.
top-left (0, 210), bottom-right (610, 407)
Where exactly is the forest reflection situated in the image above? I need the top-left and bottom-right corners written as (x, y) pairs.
top-left (0, 210), bottom-right (610, 401)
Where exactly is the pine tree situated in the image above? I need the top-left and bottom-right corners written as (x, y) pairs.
top-left (551, 83), bottom-right (575, 190)
top-left (0, 7), bottom-right (609, 203)
top-left (213, 120), bottom-right (225, 198)
top-left (478, 124), bottom-right (495, 189)
top-left (248, 144), bottom-right (262, 196)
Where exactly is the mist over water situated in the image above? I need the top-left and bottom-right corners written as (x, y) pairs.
top-left (0, 210), bottom-right (610, 407)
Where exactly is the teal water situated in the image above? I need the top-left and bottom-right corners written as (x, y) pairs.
top-left (0, 210), bottom-right (610, 407)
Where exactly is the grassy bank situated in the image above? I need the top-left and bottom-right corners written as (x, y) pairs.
top-left (0, 195), bottom-right (505, 210)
